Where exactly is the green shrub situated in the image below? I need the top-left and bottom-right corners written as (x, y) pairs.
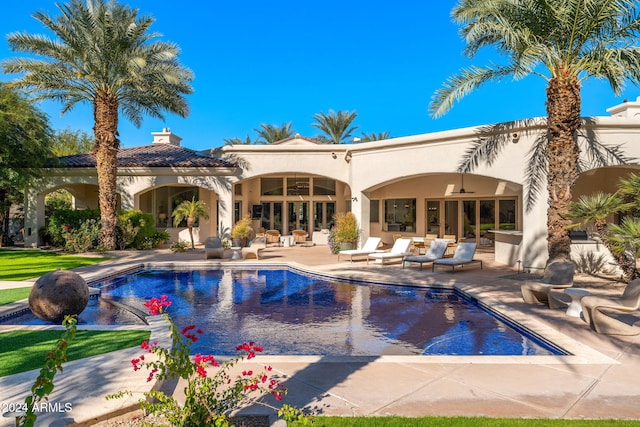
top-left (47, 209), bottom-right (100, 247)
top-left (61, 218), bottom-right (101, 253)
top-left (117, 210), bottom-right (156, 249)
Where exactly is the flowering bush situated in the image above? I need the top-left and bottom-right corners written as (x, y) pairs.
top-left (109, 295), bottom-right (292, 426)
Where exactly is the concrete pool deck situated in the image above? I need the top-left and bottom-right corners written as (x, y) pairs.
top-left (1, 245), bottom-right (640, 425)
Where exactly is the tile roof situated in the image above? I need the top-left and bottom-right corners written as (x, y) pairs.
top-left (52, 144), bottom-right (236, 168)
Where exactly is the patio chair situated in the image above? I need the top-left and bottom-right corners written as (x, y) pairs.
top-left (367, 238), bottom-right (412, 265)
top-left (443, 234), bottom-right (457, 256)
top-left (581, 279), bottom-right (640, 335)
top-left (520, 261), bottom-right (575, 307)
top-left (292, 229), bottom-right (308, 244)
top-left (432, 242), bottom-right (482, 272)
top-left (402, 239), bottom-right (449, 270)
top-left (338, 237), bottom-right (382, 262)
top-left (265, 229), bottom-right (281, 247)
top-left (243, 237), bottom-right (266, 260)
top-left (204, 237), bottom-right (224, 259)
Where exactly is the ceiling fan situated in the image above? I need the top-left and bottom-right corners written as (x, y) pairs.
top-left (452, 173), bottom-right (475, 194)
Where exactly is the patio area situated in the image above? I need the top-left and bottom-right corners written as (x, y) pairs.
top-left (1, 244), bottom-right (639, 425)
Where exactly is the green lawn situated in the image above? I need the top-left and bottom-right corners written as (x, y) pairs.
top-left (0, 329), bottom-right (150, 377)
top-left (0, 287), bottom-right (32, 305)
top-left (0, 249), bottom-right (108, 281)
top-left (304, 417), bottom-right (640, 426)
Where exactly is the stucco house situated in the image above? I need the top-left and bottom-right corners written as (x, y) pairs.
top-left (23, 97), bottom-right (640, 270)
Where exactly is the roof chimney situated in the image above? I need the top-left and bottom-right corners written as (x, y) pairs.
top-left (151, 128), bottom-right (182, 146)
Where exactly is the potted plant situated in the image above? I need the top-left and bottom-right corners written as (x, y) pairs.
top-left (231, 214), bottom-right (253, 247)
top-left (333, 212), bottom-right (359, 251)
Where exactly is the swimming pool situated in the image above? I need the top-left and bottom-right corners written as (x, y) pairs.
top-left (4, 267), bottom-right (565, 356)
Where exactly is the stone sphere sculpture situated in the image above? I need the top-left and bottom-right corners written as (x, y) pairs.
top-left (29, 269), bottom-right (89, 323)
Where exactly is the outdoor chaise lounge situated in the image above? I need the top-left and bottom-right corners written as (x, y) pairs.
top-left (520, 261), bottom-right (575, 307)
top-left (338, 237), bottom-right (382, 262)
top-left (581, 279), bottom-right (640, 335)
top-left (402, 238), bottom-right (449, 270)
top-left (204, 237), bottom-right (224, 259)
top-left (367, 238), bottom-right (412, 265)
top-left (243, 237), bottom-right (266, 260)
top-left (431, 242), bottom-right (482, 272)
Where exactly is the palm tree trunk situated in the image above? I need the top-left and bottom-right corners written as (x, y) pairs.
top-left (545, 74), bottom-right (581, 263)
top-left (94, 96), bottom-right (120, 250)
top-left (187, 216), bottom-right (195, 250)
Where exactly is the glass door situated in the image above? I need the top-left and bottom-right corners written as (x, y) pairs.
top-left (426, 201), bottom-right (440, 235)
top-left (287, 202), bottom-right (308, 234)
top-left (261, 202), bottom-right (282, 232)
top-left (444, 200), bottom-right (459, 239)
top-left (463, 200), bottom-right (476, 242)
top-left (314, 202), bottom-right (335, 231)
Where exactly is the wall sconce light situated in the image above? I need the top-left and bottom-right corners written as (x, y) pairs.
top-left (511, 132), bottom-right (520, 144)
top-left (351, 196), bottom-right (358, 202)
top-left (331, 152), bottom-right (337, 159)
top-left (344, 151), bottom-right (352, 163)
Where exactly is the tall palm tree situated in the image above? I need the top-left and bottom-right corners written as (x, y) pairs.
top-left (361, 131), bottom-right (392, 142)
top-left (568, 192), bottom-right (637, 280)
top-left (430, 0), bottom-right (640, 264)
top-left (255, 122), bottom-right (295, 144)
top-left (172, 197), bottom-right (209, 250)
top-left (312, 110), bottom-right (359, 144)
top-left (3, 0), bottom-right (194, 250)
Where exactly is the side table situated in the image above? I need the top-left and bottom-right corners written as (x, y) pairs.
top-left (564, 288), bottom-right (589, 317)
top-left (231, 246), bottom-right (243, 260)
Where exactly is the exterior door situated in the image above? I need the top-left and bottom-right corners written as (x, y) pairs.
top-left (287, 202), bottom-right (308, 233)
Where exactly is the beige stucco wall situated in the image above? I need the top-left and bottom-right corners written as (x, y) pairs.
top-left (23, 100), bottom-right (640, 270)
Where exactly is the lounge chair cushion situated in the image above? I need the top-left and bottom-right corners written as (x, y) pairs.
top-left (403, 239), bottom-right (449, 270)
top-left (432, 242), bottom-right (482, 272)
top-left (367, 238), bottom-right (412, 265)
top-left (338, 237), bottom-right (382, 262)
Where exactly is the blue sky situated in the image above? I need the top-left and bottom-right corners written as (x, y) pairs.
top-left (1, 1), bottom-right (638, 150)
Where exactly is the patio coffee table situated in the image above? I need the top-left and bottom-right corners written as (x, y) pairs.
top-left (564, 288), bottom-right (590, 317)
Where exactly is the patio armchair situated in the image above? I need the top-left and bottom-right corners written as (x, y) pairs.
top-left (581, 279), bottom-right (640, 335)
top-left (243, 237), bottom-right (267, 260)
top-left (265, 229), bottom-right (281, 247)
top-left (338, 237), bottom-right (383, 262)
top-left (204, 237), bottom-right (224, 259)
top-left (432, 242), bottom-right (482, 272)
top-left (292, 229), bottom-right (308, 244)
top-left (367, 238), bottom-right (412, 265)
top-left (403, 239), bottom-right (449, 270)
top-left (520, 261), bottom-right (575, 307)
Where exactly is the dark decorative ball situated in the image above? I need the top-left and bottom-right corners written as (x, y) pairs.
top-left (28, 269), bottom-right (89, 323)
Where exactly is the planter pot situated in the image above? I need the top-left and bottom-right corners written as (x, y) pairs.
top-left (339, 242), bottom-right (355, 251)
top-left (232, 237), bottom-right (249, 247)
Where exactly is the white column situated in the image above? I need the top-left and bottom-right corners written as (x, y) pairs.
top-left (23, 188), bottom-right (45, 248)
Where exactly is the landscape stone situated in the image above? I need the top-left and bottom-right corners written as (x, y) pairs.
top-left (28, 269), bottom-right (89, 323)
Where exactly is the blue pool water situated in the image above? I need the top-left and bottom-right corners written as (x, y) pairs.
top-left (4, 268), bottom-right (564, 356)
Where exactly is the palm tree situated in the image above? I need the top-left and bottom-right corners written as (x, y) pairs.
top-left (172, 197), bottom-right (209, 250)
top-left (568, 192), bottom-right (637, 280)
top-left (430, 0), bottom-right (640, 265)
top-left (312, 110), bottom-right (359, 144)
top-left (224, 135), bottom-right (255, 146)
top-left (3, 0), bottom-right (194, 250)
top-left (361, 131), bottom-right (392, 142)
top-left (608, 217), bottom-right (640, 279)
top-left (255, 122), bottom-right (295, 144)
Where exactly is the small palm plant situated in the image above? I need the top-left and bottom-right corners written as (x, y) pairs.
top-left (172, 197), bottom-right (209, 250)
